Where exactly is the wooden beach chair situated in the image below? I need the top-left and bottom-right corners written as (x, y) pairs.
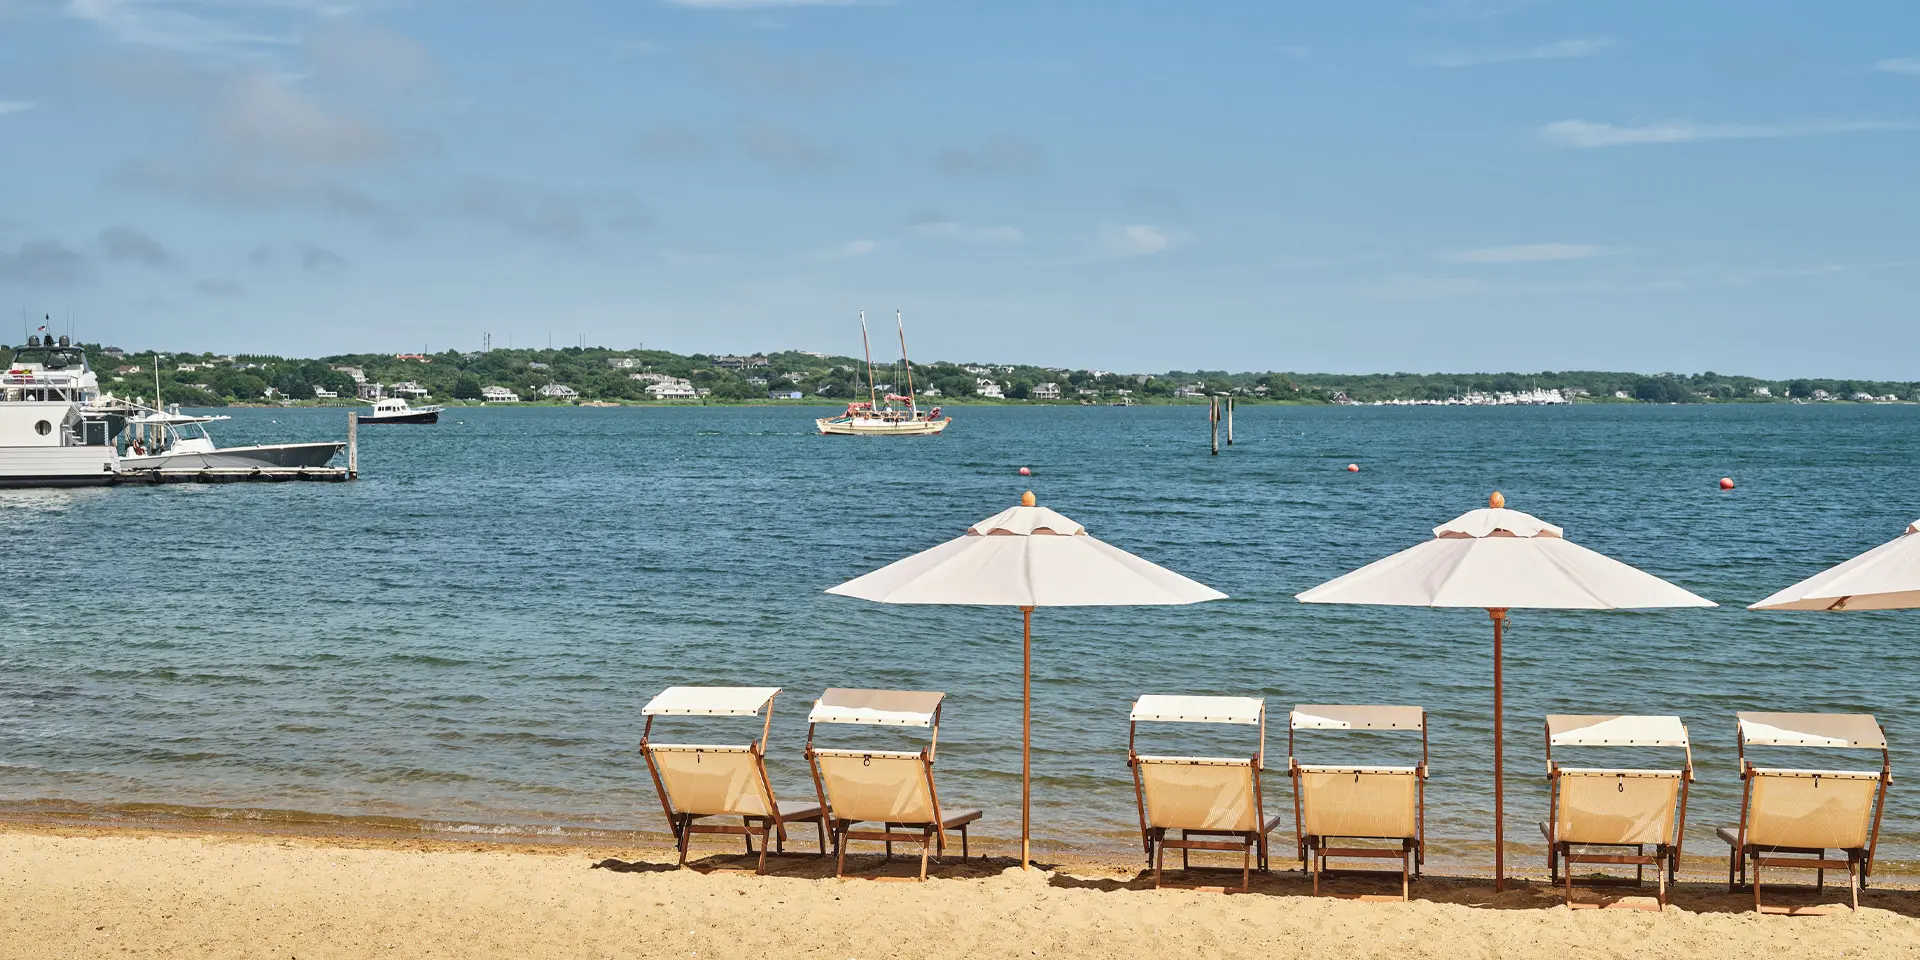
top-left (1718, 712), bottom-right (1891, 913)
top-left (804, 688), bottom-right (983, 881)
top-left (1289, 704), bottom-right (1427, 900)
top-left (1127, 695), bottom-right (1281, 892)
top-left (1540, 715), bottom-right (1693, 909)
top-left (639, 686), bottom-right (827, 874)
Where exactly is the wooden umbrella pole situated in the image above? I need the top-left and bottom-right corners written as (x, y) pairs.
top-left (1490, 607), bottom-right (1507, 892)
top-left (1022, 605), bottom-right (1034, 870)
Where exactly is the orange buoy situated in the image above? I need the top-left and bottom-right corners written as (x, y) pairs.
top-left (1346, 463), bottom-right (1359, 472)
top-left (1720, 477), bottom-right (1735, 490)
top-left (1019, 466), bottom-right (1031, 476)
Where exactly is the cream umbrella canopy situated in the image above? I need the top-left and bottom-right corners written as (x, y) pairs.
top-left (1296, 492), bottom-right (1715, 890)
top-left (1751, 519), bottom-right (1920, 611)
top-left (825, 491), bottom-right (1227, 869)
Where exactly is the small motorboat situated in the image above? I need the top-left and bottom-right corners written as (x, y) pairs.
top-left (120, 410), bottom-right (344, 471)
top-left (359, 397), bottom-right (443, 424)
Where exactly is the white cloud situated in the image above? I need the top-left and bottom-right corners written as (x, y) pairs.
top-left (1541, 118), bottom-right (1914, 148)
top-left (822, 239), bottom-right (877, 259)
top-left (1421, 38), bottom-right (1612, 68)
top-left (1098, 224), bottom-right (1173, 259)
top-left (910, 217), bottom-right (1023, 242)
top-left (1442, 243), bottom-right (1618, 263)
top-left (1876, 58), bottom-right (1920, 76)
top-left (0, 100), bottom-right (35, 115)
top-left (66, 0), bottom-right (303, 57)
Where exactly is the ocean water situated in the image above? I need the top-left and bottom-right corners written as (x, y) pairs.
top-left (1, 403), bottom-right (1916, 875)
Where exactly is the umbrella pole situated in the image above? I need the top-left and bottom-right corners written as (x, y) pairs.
top-left (1490, 607), bottom-right (1507, 892)
top-left (1021, 605), bottom-right (1034, 871)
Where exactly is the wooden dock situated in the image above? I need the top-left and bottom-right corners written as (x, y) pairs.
top-left (116, 467), bottom-right (354, 484)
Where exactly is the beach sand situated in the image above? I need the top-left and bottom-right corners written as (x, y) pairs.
top-left (3, 824), bottom-right (1918, 959)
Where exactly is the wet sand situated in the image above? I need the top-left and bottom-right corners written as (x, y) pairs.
top-left (3, 823), bottom-right (1919, 959)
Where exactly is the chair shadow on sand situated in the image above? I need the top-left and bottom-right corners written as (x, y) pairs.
top-left (593, 851), bottom-right (1026, 881)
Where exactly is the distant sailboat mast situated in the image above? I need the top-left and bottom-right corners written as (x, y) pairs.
top-left (896, 310), bottom-right (917, 417)
top-left (859, 310), bottom-right (879, 411)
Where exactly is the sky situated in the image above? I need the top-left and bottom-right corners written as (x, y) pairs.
top-left (0, 0), bottom-right (1916, 377)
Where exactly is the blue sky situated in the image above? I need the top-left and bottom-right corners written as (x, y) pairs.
top-left (0, 0), bottom-right (1916, 376)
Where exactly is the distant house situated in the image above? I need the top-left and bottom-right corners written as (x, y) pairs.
top-left (1752, 386), bottom-right (1772, 397)
top-left (389, 381), bottom-right (430, 398)
top-left (1812, 389), bottom-right (1831, 400)
top-left (176, 363), bottom-right (203, 372)
top-left (1173, 383), bottom-right (1207, 398)
top-left (1613, 390), bottom-right (1630, 399)
top-left (481, 385), bottom-right (519, 402)
top-left (333, 366), bottom-right (367, 383)
top-left (921, 386), bottom-right (942, 397)
top-left (101, 347), bottom-right (125, 359)
top-left (537, 383), bottom-right (579, 399)
top-left (114, 365), bottom-right (142, 375)
top-left (629, 372), bottom-right (669, 383)
top-left (647, 380), bottom-right (698, 400)
top-left (358, 382), bottom-right (385, 401)
top-left (393, 353), bottom-right (430, 362)
top-left (975, 378), bottom-right (1004, 399)
top-left (747, 376), bottom-right (768, 388)
top-left (606, 357), bottom-right (640, 369)
top-left (769, 390), bottom-right (803, 400)
top-left (185, 383), bottom-right (214, 393)
top-left (1078, 387), bottom-right (1099, 397)
top-left (313, 387), bottom-right (339, 399)
top-left (1853, 392), bottom-right (1877, 402)
top-left (714, 354), bottom-right (769, 370)
top-left (1031, 382), bottom-right (1062, 401)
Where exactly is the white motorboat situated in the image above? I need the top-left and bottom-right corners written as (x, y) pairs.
top-left (0, 335), bottom-right (119, 487)
top-left (119, 409), bottom-right (345, 472)
top-left (359, 396), bottom-right (443, 424)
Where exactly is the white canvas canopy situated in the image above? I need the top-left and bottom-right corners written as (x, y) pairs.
top-left (643, 686), bottom-right (780, 717)
top-left (1547, 714), bottom-right (1689, 748)
top-left (1750, 520), bottom-right (1920, 611)
top-left (809, 688), bottom-right (945, 727)
top-left (1738, 712), bottom-right (1886, 749)
top-left (1297, 493), bottom-right (1714, 891)
top-left (1291, 704), bottom-right (1426, 732)
top-left (1130, 695), bottom-right (1264, 725)
top-left (827, 492), bottom-right (1226, 869)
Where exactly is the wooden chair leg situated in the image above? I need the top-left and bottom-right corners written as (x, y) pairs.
top-left (1850, 860), bottom-right (1860, 911)
top-left (1240, 841), bottom-right (1251, 892)
top-left (756, 823), bottom-right (770, 875)
top-left (743, 817), bottom-right (754, 855)
top-left (834, 826), bottom-right (849, 879)
top-left (677, 817), bottom-right (694, 869)
top-left (919, 829), bottom-right (931, 881)
top-left (1401, 848), bottom-right (1410, 901)
top-left (816, 818), bottom-right (828, 856)
top-left (1153, 840), bottom-right (1164, 889)
top-left (961, 825), bottom-right (969, 858)
top-left (1753, 861), bottom-right (1763, 913)
top-left (1309, 843), bottom-right (1320, 897)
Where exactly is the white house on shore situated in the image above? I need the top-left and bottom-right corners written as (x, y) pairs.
top-left (481, 385), bottom-right (519, 402)
top-left (1030, 382), bottom-right (1062, 401)
top-left (537, 383), bottom-right (579, 400)
top-left (975, 378), bottom-right (1005, 399)
top-left (389, 380), bottom-right (431, 398)
top-left (313, 386), bottom-right (338, 399)
top-left (647, 379), bottom-right (698, 400)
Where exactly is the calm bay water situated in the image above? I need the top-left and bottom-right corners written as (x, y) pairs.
top-left (1, 403), bottom-right (1917, 874)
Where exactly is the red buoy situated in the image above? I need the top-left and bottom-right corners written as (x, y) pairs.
top-left (1347, 463), bottom-right (1360, 472)
top-left (1019, 466), bottom-right (1031, 476)
top-left (1719, 477), bottom-right (1735, 490)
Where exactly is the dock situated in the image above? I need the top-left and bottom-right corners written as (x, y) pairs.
top-left (115, 466), bottom-right (354, 484)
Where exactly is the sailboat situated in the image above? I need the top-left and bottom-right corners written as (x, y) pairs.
top-left (815, 311), bottom-right (952, 436)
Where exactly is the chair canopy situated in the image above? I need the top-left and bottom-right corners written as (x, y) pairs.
top-left (808, 688), bottom-right (945, 727)
top-left (643, 686), bottom-right (779, 717)
top-left (1131, 695), bottom-right (1264, 725)
top-left (1291, 704), bottom-right (1425, 732)
top-left (1737, 712), bottom-right (1886, 750)
top-left (1547, 714), bottom-right (1689, 748)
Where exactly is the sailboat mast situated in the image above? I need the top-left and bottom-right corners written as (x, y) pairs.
top-left (896, 310), bottom-right (917, 415)
top-left (859, 310), bottom-right (878, 409)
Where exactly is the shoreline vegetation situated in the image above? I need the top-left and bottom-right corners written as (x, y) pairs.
top-left (15, 342), bottom-right (1915, 408)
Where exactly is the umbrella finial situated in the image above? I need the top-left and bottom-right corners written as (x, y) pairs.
top-left (1488, 491), bottom-right (1505, 509)
top-left (1020, 490), bottom-right (1036, 507)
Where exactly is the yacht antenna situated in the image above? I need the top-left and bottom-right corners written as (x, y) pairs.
top-left (859, 311), bottom-right (878, 410)
top-left (896, 310), bottom-right (917, 416)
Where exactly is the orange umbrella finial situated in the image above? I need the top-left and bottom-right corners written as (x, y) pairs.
top-left (1020, 490), bottom-right (1036, 507)
top-left (1488, 491), bottom-right (1505, 509)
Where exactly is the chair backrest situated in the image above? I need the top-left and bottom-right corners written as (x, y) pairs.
top-left (1296, 765), bottom-right (1419, 840)
top-left (1135, 756), bottom-right (1259, 832)
top-left (1746, 769), bottom-right (1882, 850)
top-left (646, 744), bottom-right (774, 818)
top-left (811, 748), bottom-right (936, 824)
top-left (1554, 769), bottom-right (1682, 845)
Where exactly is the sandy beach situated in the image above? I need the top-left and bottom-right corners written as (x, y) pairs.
top-left (3, 824), bottom-right (1918, 960)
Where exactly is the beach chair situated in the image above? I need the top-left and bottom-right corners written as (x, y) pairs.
top-left (639, 686), bottom-right (827, 874)
top-left (1289, 704), bottom-right (1427, 900)
top-left (1718, 712), bottom-right (1892, 913)
top-left (1540, 715), bottom-right (1693, 909)
top-left (804, 688), bottom-right (983, 880)
top-left (1127, 695), bottom-right (1281, 892)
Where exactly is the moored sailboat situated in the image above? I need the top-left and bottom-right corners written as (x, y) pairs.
top-left (815, 311), bottom-right (951, 436)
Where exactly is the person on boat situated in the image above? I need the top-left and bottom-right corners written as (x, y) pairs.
top-left (130, 439), bottom-right (146, 456)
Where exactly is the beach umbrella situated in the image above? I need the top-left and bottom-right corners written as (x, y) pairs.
top-left (1750, 519), bottom-right (1920, 611)
top-left (1295, 492), bottom-right (1715, 890)
top-left (826, 491), bottom-right (1226, 869)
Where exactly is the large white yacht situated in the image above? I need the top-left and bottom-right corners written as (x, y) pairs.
top-left (0, 335), bottom-right (119, 486)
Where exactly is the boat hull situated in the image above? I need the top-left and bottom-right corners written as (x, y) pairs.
top-left (0, 446), bottom-right (119, 488)
top-left (119, 441), bottom-right (346, 472)
top-left (815, 417), bottom-right (951, 436)
top-left (359, 410), bottom-right (439, 424)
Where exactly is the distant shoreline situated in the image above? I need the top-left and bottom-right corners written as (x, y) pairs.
top-left (217, 396), bottom-right (1916, 409)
